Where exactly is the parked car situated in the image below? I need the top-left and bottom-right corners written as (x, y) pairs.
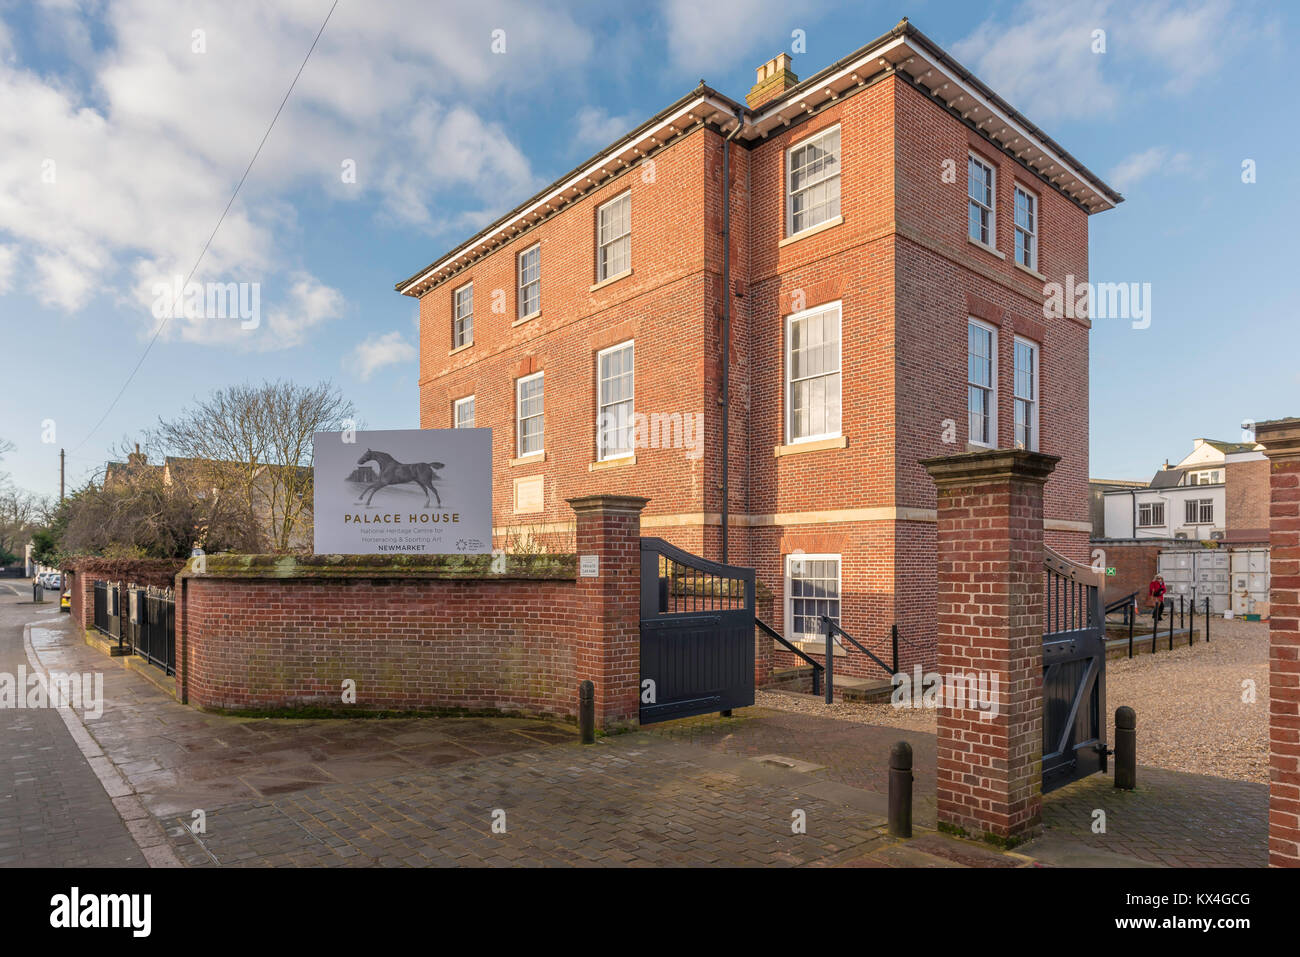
top-left (38, 572), bottom-right (62, 591)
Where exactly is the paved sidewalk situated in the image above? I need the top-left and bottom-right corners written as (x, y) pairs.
top-left (648, 705), bottom-right (1268, 868)
top-left (3, 586), bottom-right (1269, 868)
top-left (0, 585), bottom-right (145, 867)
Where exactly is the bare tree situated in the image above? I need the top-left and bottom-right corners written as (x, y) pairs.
top-left (150, 380), bottom-right (356, 553)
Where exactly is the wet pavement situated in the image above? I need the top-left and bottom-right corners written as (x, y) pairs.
top-left (0, 584), bottom-right (1269, 867)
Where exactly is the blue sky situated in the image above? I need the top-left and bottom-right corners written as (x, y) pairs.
top-left (0, 0), bottom-right (1296, 499)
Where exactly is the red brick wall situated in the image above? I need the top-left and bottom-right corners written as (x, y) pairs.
top-left (175, 498), bottom-right (647, 728)
top-left (179, 575), bottom-right (580, 716)
top-left (927, 451), bottom-right (1056, 843)
top-left (1257, 419), bottom-right (1300, 867)
top-left (1227, 458), bottom-right (1271, 540)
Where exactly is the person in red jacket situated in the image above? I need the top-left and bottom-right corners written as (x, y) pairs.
top-left (1149, 574), bottom-right (1167, 623)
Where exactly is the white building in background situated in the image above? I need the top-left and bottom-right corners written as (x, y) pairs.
top-left (1101, 437), bottom-right (1261, 540)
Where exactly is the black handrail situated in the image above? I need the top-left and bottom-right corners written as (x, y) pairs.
top-left (820, 616), bottom-right (897, 704)
top-left (757, 618), bottom-right (824, 696)
top-left (1103, 590), bottom-right (1138, 617)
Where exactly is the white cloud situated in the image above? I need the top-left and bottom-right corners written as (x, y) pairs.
top-left (349, 330), bottom-right (417, 381)
top-left (0, 0), bottom-right (595, 345)
top-left (952, 0), bottom-right (1253, 121)
top-left (662, 0), bottom-right (830, 76)
top-left (573, 106), bottom-right (637, 149)
top-left (262, 274), bottom-right (345, 351)
top-left (0, 245), bottom-right (15, 294)
top-left (1108, 147), bottom-right (1194, 192)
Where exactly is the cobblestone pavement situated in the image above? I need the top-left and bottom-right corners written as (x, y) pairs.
top-left (1034, 767), bottom-right (1268, 868)
top-left (0, 584), bottom-right (145, 867)
top-left (647, 705), bottom-right (1268, 868)
top-left (3, 587), bottom-right (1270, 868)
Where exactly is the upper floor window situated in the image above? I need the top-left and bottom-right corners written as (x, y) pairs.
top-left (787, 125), bottom-right (841, 236)
top-left (1185, 498), bottom-right (1214, 524)
top-left (453, 283), bottom-right (473, 348)
top-left (596, 341), bottom-right (635, 461)
top-left (968, 154), bottom-right (996, 247)
top-left (1013, 337), bottom-right (1039, 451)
top-left (453, 395), bottom-right (475, 429)
top-left (1138, 502), bottom-right (1165, 527)
top-left (596, 192), bottom-right (631, 282)
top-left (967, 319), bottom-right (997, 447)
top-left (786, 301), bottom-right (841, 443)
top-left (1014, 186), bottom-right (1038, 270)
top-left (516, 372), bottom-right (544, 456)
top-left (1190, 470), bottom-right (1222, 485)
top-left (518, 244), bottom-right (541, 318)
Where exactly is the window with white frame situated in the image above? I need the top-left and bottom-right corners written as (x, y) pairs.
top-left (517, 244), bottom-right (541, 318)
top-left (1014, 186), bottom-right (1037, 270)
top-left (516, 372), bottom-right (544, 456)
top-left (787, 125), bottom-right (841, 236)
top-left (968, 154), bottom-right (996, 247)
top-left (1138, 501), bottom-right (1164, 527)
top-left (596, 192), bottom-right (630, 282)
top-left (786, 302), bottom-right (842, 443)
top-left (1185, 499), bottom-right (1214, 524)
top-left (1013, 337), bottom-right (1039, 451)
top-left (785, 554), bottom-right (841, 641)
top-left (597, 341), bottom-right (634, 461)
top-left (453, 283), bottom-right (473, 348)
top-left (967, 319), bottom-right (997, 446)
top-left (1190, 470), bottom-right (1222, 485)
top-left (453, 395), bottom-right (475, 429)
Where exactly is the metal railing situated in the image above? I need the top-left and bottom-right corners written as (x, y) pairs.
top-left (819, 617), bottom-right (900, 704)
top-left (1107, 594), bottom-right (1212, 658)
top-left (126, 584), bottom-right (176, 676)
top-left (756, 618), bottom-right (825, 696)
top-left (92, 580), bottom-right (121, 645)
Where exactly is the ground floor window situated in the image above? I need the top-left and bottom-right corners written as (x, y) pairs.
top-left (785, 554), bottom-right (840, 641)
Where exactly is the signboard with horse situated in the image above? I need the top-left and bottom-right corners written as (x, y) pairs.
top-left (312, 428), bottom-right (492, 555)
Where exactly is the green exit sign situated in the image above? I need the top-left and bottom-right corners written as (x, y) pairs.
top-left (1106, 567), bottom-right (1117, 576)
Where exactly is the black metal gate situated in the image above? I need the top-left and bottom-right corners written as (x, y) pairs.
top-left (1042, 550), bottom-right (1107, 793)
top-left (639, 538), bottom-right (755, 724)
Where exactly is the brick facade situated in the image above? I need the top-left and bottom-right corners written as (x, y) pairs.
top-left (923, 449), bottom-right (1058, 843)
top-left (403, 26), bottom-right (1114, 680)
top-left (1226, 457), bottom-right (1271, 543)
top-left (1256, 418), bottom-right (1300, 867)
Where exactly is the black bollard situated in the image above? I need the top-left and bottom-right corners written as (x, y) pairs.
top-left (1114, 707), bottom-right (1136, 790)
top-left (888, 741), bottom-right (913, 838)
top-left (579, 680), bottom-right (595, 744)
top-left (1205, 597), bottom-right (1211, 643)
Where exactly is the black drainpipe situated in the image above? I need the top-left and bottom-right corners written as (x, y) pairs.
top-left (721, 109), bottom-right (744, 563)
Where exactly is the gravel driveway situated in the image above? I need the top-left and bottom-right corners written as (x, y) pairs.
top-left (757, 617), bottom-right (1269, 783)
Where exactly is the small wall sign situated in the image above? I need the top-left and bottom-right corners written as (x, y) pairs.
top-left (1106, 567), bottom-right (1117, 577)
top-left (579, 555), bottom-right (599, 577)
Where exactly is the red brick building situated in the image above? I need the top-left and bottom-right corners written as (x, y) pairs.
top-left (396, 20), bottom-right (1122, 676)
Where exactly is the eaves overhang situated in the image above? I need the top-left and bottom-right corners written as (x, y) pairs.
top-left (396, 18), bottom-right (1122, 299)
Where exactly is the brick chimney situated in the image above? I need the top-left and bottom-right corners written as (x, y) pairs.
top-left (747, 53), bottom-right (798, 109)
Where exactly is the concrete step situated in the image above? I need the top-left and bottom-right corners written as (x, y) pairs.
top-left (835, 676), bottom-right (895, 703)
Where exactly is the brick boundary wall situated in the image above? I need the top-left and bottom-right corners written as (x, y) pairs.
top-left (62, 558), bottom-right (186, 633)
top-left (1256, 418), bottom-right (1300, 868)
top-left (922, 448), bottom-right (1058, 845)
top-left (173, 496), bottom-right (647, 729)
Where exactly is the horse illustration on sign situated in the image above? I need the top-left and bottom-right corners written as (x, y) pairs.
top-left (354, 449), bottom-right (446, 507)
